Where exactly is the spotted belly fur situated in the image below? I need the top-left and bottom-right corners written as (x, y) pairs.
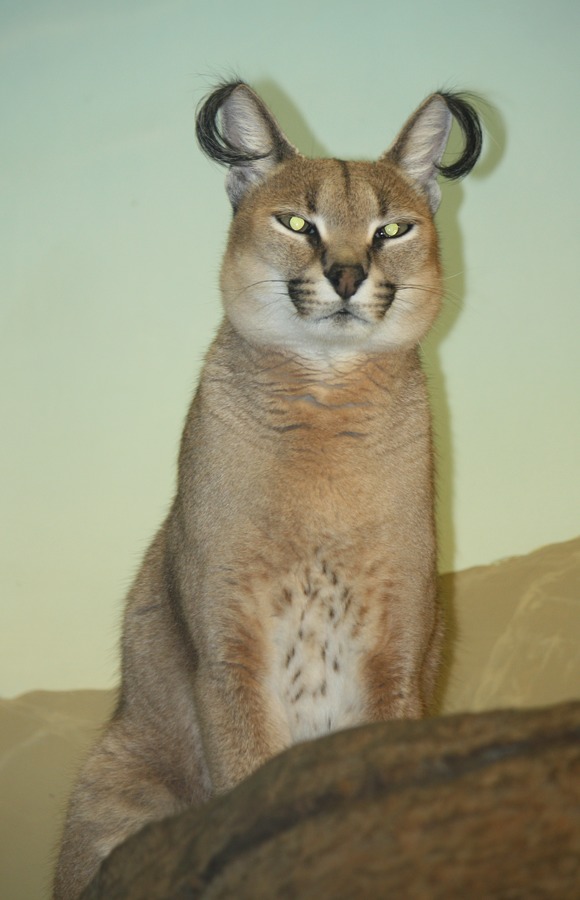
top-left (270, 557), bottom-right (370, 742)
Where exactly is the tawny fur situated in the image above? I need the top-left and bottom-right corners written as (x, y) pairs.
top-left (53, 81), bottom-right (480, 899)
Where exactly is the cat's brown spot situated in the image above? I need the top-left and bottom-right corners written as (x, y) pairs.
top-left (337, 159), bottom-right (352, 198)
top-left (350, 604), bottom-right (369, 638)
top-left (272, 422), bottom-right (311, 433)
top-left (341, 587), bottom-right (352, 613)
top-left (305, 182), bottom-right (319, 215)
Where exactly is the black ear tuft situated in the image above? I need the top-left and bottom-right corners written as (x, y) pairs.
top-left (195, 80), bottom-right (297, 208)
top-left (195, 81), bottom-right (268, 167)
top-left (435, 92), bottom-right (483, 180)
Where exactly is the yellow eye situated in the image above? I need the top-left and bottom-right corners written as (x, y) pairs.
top-left (375, 222), bottom-right (413, 240)
top-left (277, 214), bottom-right (316, 235)
top-left (289, 215), bottom-right (306, 231)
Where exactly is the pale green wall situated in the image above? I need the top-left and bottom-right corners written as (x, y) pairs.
top-left (2, 0), bottom-right (579, 696)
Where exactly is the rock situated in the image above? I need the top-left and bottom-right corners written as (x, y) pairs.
top-left (83, 701), bottom-right (580, 900)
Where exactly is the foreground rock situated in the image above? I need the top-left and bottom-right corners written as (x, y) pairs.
top-left (83, 701), bottom-right (580, 899)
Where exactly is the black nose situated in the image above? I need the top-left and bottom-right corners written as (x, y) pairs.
top-left (325, 263), bottom-right (366, 301)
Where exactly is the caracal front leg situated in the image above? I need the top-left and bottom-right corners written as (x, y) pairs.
top-left (193, 603), bottom-right (291, 794)
top-left (363, 585), bottom-right (440, 721)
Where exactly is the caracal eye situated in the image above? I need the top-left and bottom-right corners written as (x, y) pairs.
top-left (277, 214), bottom-right (316, 235)
top-left (375, 222), bottom-right (413, 240)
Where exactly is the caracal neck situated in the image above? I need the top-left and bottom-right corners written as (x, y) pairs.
top-left (204, 320), bottom-right (420, 437)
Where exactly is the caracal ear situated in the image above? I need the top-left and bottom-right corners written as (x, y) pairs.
top-left (383, 92), bottom-right (483, 212)
top-left (196, 81), bottom-right (298, 209)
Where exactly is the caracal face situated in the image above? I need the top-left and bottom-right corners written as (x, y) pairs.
top-left (221, 155), bottom-right (442, 361)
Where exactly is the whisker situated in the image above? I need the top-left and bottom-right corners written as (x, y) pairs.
top-left (396, 282), bottom-right (440, 296)
top-left (223, 279), bottom-right (289, 300)
top-left (397, 282), bottom-right (462, 307)
top-left (442, 271), bottom-right (464, 282)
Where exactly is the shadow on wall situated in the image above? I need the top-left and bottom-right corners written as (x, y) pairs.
top-left (425, 96), bottom-right (506, 573)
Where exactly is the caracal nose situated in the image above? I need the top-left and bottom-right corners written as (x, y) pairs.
top-left (325, 263), bottom-right (366, 301)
